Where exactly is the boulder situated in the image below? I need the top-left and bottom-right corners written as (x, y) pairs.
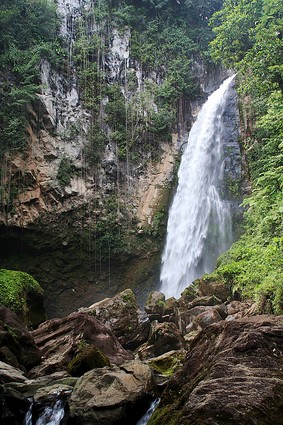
top-left (137, 322), bottom-right (186, 360)
top-left (145, 291), bottom-right (166, 322)
top-left (0, 307), bottom-right (41, 371)
top-left (193, 307), bottom-right (223, 330)
top-left (197, 278), bottom-right (231, 301)
top-left (81, 289), bottom-right (150, 350)
top-left (187, 295), bottom-right (222, 309)
top-left (0, 269), bottom-right (45, 327)
top-left (0, 384), bottom-right (30, 425)
top-left (29, 312), bottom-right (133, 377)
top-left (147, 350), bottom-right (185, 387)
top-left (225, 300), bottom-right (252, 320)
top-left (0, 361), bottom-right (28, 384)
top-left (148, 315), bottom-right (283, 425)
top-left (69, 360), bottom-right (155, 425)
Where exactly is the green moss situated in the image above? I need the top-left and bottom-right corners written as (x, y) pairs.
top-left (121, 290), bottom-right (136, 306)
top-left (67, 344), bottom-right (110, 377)
top-left (0, 269), bottom-right (44, 325)
top-left (149, 352), bottom-right (185, 377)
top-left (148, 404), bottom-right (180, 425)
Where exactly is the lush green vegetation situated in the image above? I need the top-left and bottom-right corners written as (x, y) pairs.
top-left (72, 0), bottom-right (223, 164)
top-left (0, 0), bottom-right (60, 157)
top-left (0, 269), bottom-right (44, 322)
top-left (208, 0), bottom-right (283, 313)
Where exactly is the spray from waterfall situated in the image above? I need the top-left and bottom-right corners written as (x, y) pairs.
top-left (160, 75), bottom-right (236, 299)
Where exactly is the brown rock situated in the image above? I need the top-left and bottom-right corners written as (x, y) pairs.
top-left (149, 315), bottom-right (283, 425)
top-left (82, 289), bottom-right (150, 350)
top-left (137, 322), bottom-right (186, 360)
top-left (145, 291), bottom-right (166, 322)
top-left (226, 300), bottom-right (252, 317)
top-left (197, 279), bottom-right (231, 301)
top-left (29, 312), bottom-right (133, 377)
top-left (0, 307), bottom-right (41, 371)
top-left (194, 307), bottom-right (223, 329)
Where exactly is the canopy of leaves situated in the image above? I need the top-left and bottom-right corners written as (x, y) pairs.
top-left (0, 0), bottom-right (59, 156)
top-left (208, 0), bottom-right (283, 313)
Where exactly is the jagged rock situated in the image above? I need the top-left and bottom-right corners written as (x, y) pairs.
top-left (187, 295), bottom-right (222, 309)
top-left (145, 291), bottom-right (166, 322)
top-left (193, 307), bottom-right (223, 329)
top-left (29, 312), bottom-right (133, 377)
top-left (0, 361), bottom-right (27, 384)
top-left (0, 307), bottom-right (41, 371)
top-left (0, 384), bottom-right (30, 425)
top-left (149, 315), bottom-right (283, 425)
top-left (81, 289), bottom-right (150, 351)
top-left (69, 360), bottom-right (155, 425)
top-left (197, 279), bottom-right (231, 301)
top-left (226, 300), bottom-right (252, 318)
top-left (137, 322), bottom-right (186, 360)
top-left (147, 350), bottom-right (185, 387)
top-left (161, 297), bottom-right (179, 323)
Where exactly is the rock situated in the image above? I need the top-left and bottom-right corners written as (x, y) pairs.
top-left (81, 289), bottom-right (150, 350)
top-left (0, 270), bottom-right (45, 327)
top-left (197, 278), bottom-right (231, 301)
top-left (29, 312), bottom-right (133, 377)
top-left (149, 315), bottom-right (283, 425)
top-left (161, 297), bottom-right (178, 323)
top-left (147, 350), bottom-right (185, 386)
top-left (187, 295), bottom-right (222, 309)
top-left (145, 291), bottom-right (166, 322)
top-left (137, 322), bottom-right (186, 360)
top-left (0, 384), bottom-right (30, 425)
top-left (226, 300), bottom-right (252, 317)
top-left (69, 360), bottom-right (155, 425)
top-left (193, 307), bottom-right (223, 329)
top-left (0, 361), bottom-right (28, 384)
top-left (66, 345), bottom-right (110, 377)
top-left (0, 307), bottom-right (41, 371)
top-left (31, 386), bottom-right (72, 425)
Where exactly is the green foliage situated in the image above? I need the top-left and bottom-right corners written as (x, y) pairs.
top-left (57, 157), bottom-right (77, 187)
top-left (208, 0), bottom-right (283, 313)
top-left (0, 268), bottom-right (43, 318)
top-left (0, 0), bottom-right (61, 157)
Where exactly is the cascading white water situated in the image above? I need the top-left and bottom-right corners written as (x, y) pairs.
top-left (160, 76), bottom-right (236, 299)
top-left (136, 399), bottom-right (160, 425)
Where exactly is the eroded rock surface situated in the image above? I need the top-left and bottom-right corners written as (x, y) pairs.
top-left (0, 307), bottom-right (41, 371)
top-left (149, 315), bottom-right (283, 425)
top-left (69, 360), bottom-right (155, 425)
top-left (29, 312), bottom-right (133, 377)
top-left (81, 289), bottom-right (150, 350)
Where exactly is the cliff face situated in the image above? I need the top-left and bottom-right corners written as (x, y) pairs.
top-left (0, 0), bottom-right (242, 318)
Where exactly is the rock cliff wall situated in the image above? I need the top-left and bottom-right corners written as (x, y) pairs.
top-left (0, 0), bottom-right (242, 318)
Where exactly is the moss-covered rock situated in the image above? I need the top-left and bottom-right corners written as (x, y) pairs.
top-left (0, 269), bottom-right (45, 327)
top-left (148, 350), bottom-right (185, 378)
top-left (67, 344), bottom-right (110, 377)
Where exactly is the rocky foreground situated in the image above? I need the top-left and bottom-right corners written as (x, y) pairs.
top-left (1, 281), bottom-right (283, 424)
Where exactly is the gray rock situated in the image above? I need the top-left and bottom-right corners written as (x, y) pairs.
top-left (69, 360), bottom-right (155, 425)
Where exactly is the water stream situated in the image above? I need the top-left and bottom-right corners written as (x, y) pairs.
top-left (136, 399), bottom-right (160, 425)
top-left (160, 76), bottom-right (236, 299)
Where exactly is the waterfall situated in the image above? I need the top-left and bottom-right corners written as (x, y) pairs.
top-left (136, 399), bottom-right (160, 425)
top-left (160, 75), bottom-right (236, 299)
top-left (23, 390), bottom-right (71, 425)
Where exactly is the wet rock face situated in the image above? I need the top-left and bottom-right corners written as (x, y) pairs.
top-left (149, 315), bottom-right (283, 425)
